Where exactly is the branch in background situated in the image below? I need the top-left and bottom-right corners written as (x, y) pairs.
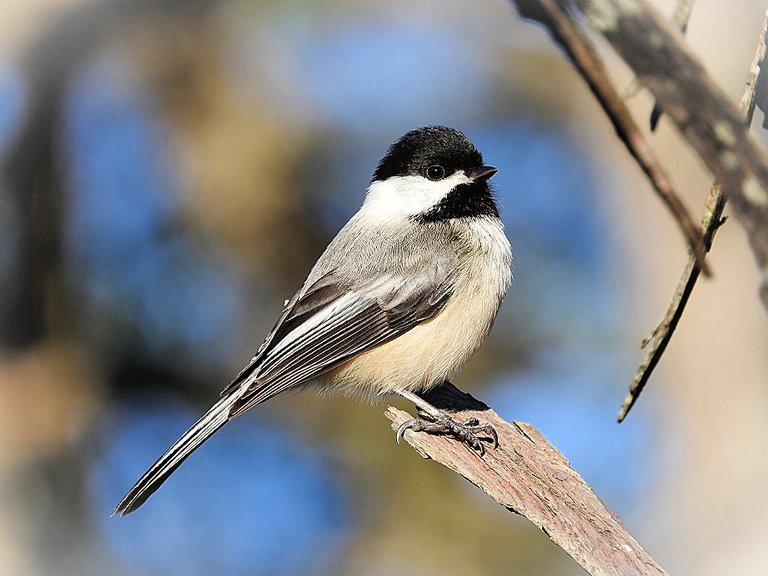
top-left (618, 11), bottom-right (768, 422)
top-left (622, 0), bottom-right (696, 127)
top-left (618, 187), bottom-right (726, 421)
top-left (512, 0), bottom-right (710, 276)
top-left (569, 0), bottom-right (768, 311)
top-left (385, 383), bottom-right (668, 576)
top-left (671, 0), bottom-right (697, 35)
top-left (649, 0), bottom-right (697, 130)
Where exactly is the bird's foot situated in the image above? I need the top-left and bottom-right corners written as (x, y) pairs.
top-left (396, 412), bottom-right (498, 457)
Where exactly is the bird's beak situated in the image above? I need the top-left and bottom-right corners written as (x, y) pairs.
top-left (467, 165), bottom-right (498, 183)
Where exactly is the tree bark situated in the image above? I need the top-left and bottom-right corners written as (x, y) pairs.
top-left (386, 383), bottom-right (667, 576)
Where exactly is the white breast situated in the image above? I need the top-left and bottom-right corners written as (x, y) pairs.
top-left (327, 217), bottom-right (512, 397)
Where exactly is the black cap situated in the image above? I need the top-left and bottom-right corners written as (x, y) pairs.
top-left (372, 126), bottom-right (484, 183)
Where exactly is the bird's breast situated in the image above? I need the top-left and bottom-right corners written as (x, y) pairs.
top-left (328, 217), bottom-right (512, 397)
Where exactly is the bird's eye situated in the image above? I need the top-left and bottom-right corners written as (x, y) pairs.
top-left (426, 165), bottom-right (446, 181)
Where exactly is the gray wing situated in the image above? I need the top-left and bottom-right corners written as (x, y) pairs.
top-left (113, 222), bottom-right (460, 515)
top-left (113, 260), bottom-right (457, 516)
top-left (226, 259), bottom-right (458, 418)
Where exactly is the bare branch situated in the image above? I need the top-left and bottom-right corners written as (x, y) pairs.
top-left (671, 0), bottom-right (696, 34)
top-left (512, 0), bottom-right (710, 276)
top-left (566, 0), bottom-right (768, 310)
top-left (618, 11), bottom-right (768, 422)
top-left (618, 186), bottom-right (726, 421)
top-left (649, 0), bottom-right (697, 129)
top-left (386, 383), bottom-right (667, 576)
top-left (624, 0), bottom-right (696, 119)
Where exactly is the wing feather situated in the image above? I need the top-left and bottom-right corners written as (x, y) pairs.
top-left (115, 229), bottom-right (461, 514)
top-left (227, 265), bottom-right (457, 417)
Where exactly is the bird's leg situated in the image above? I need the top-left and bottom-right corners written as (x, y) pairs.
top-left (395, 388), bottom-right (498, 457)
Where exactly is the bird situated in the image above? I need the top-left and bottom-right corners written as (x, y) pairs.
top-left (113, 125), bottom-right (512, 516)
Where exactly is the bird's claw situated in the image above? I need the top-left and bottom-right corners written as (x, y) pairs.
top-left (396, 412), bottom-right (498, 457)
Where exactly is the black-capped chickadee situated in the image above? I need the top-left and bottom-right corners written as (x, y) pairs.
top-left (114, 126), bottom-right (512, 516)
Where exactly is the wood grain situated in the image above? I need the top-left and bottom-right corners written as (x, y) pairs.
top-left (386, 383), bottom-right (667, 576)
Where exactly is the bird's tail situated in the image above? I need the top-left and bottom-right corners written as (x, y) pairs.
top-left (112, 393), bottom-right (239, 516)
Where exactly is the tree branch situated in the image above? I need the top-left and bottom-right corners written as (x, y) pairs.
top-left (511, 0), bottom-right (710, 276)
top-left (385, 383), bottom-right (667, 576)
top-left (648, 0), bottom-right (697, 130)
top-left (623, 0), bottom-right (697, 128)
top-left (618, 11), bottom-right (768, 422)
top-left (565, 0), bottom-right (768, 311)
top-left (618, 185), bottom-right (726, 422)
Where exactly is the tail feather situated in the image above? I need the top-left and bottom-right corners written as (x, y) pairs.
top-left (112, 394), bottom-right (238, 516)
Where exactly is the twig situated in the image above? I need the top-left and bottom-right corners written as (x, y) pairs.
top-left (671, 0), bottom-right (696, 34)
top-left (618, 187), bottom-right (726, 421)
top-left (512, 0), bottom-right (710, 276)
top-left (385, 382), bottom-right (668, 576)
top-left (618, 11), bottom-right (768, 422)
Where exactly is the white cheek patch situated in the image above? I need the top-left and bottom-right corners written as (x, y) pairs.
top-left (362, 172), bottom-right (471, 220)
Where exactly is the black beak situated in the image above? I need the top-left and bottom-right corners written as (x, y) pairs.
top-left (467, 165), bottom-right (498, 183)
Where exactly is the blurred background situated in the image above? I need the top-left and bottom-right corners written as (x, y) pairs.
top-left (1, 0), bottom-right (767, 574)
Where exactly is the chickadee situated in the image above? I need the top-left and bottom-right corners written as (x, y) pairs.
top-left (114, 126), bottom-right (512, 516)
